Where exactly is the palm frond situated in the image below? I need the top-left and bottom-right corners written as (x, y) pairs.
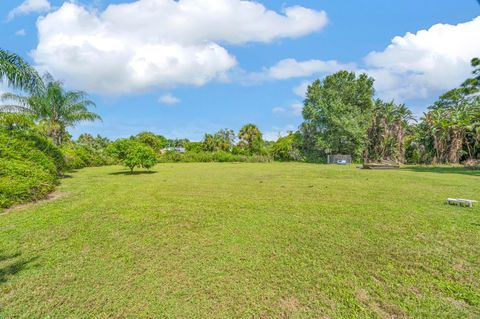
top-left (0, 48), bottom-right (43, 93)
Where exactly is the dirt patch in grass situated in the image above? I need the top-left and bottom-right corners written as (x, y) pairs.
top-left (2, 192), bottom-right (65, 215)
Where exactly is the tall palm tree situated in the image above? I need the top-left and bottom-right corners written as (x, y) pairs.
top-left (0, 48), bottom-right (43, 93)
top-left (392, 103), bottom-right (414, 163)
top-left (0, 75), bottom-right (101, 145)
top-left (425, 108), bottom-right (450, 164)
top-left (238, 123), bottom-right (263, 154)
top-left (366, 100), bottom-right (414, 163)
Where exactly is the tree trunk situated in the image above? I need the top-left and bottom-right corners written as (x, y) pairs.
top-left (396, 122), bottom-right (405, 164)
top-left (51, 127), bottom-right (61, 146)
top-left (433, 133), bottom-right (444, 164)
top-left (448, 129), bottom-right (464, 164)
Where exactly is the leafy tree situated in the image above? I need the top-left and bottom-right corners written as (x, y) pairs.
top-left (166, 138), bottom-right (189, 148)
top-left (77, 133), bottom-right (111, 150)
top-left (202, 134), bottom-right (217, 152)
top-left (186, 141), bottom-right (203, 153)
top-left (202, 128), bottom-right (235, 152)
top-left (238, 124), bottom-right (264, 154)
top-left (215, 129), bottom-right (236, 151)
top-left (134, 131), bottom-right (167, 153)
top-left (0, 74), bottom-right (101, 145)
top-left (270, 133), bottom-right (303, 161)
top-left (300, 71), bottom-right (375, 161)
top-left (0, 48), bottom-right (42, 93)
top-left (107, 139), bottom-right (157, 173)
top-left (460, 57), bottom-right (480, 95)
top-left (124, 145), bottom-right (157, 172)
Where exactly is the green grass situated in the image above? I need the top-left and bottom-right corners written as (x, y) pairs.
top-left (1, 163), bottom-right (479, 318)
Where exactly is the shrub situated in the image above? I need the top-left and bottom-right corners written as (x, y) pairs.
top-left (0, 159), bottom-right (56, 208)
top-left (60, 146), bottom-right (87, 169)
top-left (61, 144), bottom-right (115, 169)
top-left (0, 128), bottom-right (62, 208)
top-left (0, 128), bottom-right (63, 175)
top-left (270, 133), bottom-right (303, 161)
top-left (108, 139), bottom-right (157, 172)
top-left (158, 151), bottom-right (272, 163)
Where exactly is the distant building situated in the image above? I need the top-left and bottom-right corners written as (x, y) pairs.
top-left (161, 147), bottom-right (186, 154)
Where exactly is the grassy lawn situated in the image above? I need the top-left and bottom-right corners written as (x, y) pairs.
top-left (1, 163), bottom-right (479, 318)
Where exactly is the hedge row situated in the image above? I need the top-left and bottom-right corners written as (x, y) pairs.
top-left (0, 129), bottom-right (122, 209)
top-left (0, 128), bottom-right (64, 208)
top-left (158, 151), bottom-right (272, 163)
top-left (61, 144), bottom-right (115, 169)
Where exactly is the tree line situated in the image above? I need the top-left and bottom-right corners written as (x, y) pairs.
top-left (298, 58), bottom-right (480, 165)
top-left (1, 48), bottom-right (479, 167)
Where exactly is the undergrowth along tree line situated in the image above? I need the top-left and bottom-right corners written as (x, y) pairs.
top-left (1, 47), bottom-right (479, 208)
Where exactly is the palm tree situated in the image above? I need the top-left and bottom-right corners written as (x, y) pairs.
top-left (392, 103), bottom-right (414, 163)
top-left (1, 75), bottom-right (101, 145)
top-left (238, 123), bottom-right (263, 154)
top-left (0, 48), bottom-right (43, 93)
top-left (366, 100), bottom-right (414, 163)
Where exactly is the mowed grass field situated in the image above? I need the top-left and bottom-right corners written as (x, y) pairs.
top-left (1, 163), bottom-right (479, 318)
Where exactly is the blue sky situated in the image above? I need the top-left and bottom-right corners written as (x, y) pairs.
top-left (1, 0), bottom-right (479, 141)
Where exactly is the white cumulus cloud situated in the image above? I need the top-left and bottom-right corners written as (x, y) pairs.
top-left (364, 16), bottom-right (480, 100)
top-left (8, 0), bottom-right (51, 20)
top-left (250, 58), bottom-right (352, 81)
top-left (32, 0), bottom-right (328, 95)
top-left (293, 80), bottom-right (310, 97)
top-left (265, 17), bottom-right (480, 103)
top-left (159, 93), bottom-right (180, 105)
top-left (272, 102), bottom-right (303, 117)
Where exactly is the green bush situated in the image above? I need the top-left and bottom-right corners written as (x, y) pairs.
top-left (270, 133), bottom-right (303, 162)
top-left (0, 159), bottom-right (56, 208)
top-left (108, 139), bottom-right (157, 172)
top-left (158, 151), bottom-right (272, 163)
top-left (0, 128), bottom-right (64, 175)
top-left (0, 128), bottom-right (62, 208)
top-left (61, 144), bottom-right (114, 169)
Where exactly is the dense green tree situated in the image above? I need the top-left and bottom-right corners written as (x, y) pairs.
top-left (107, 139), bottom-right (157, 173)
top-left (185, 141), bottom-right (203, 153)
top-left (202, 128), bottom-right (235, 152)
top-left (270, 133), bottom-right (302, 161)
top-left (238, 124), bottom-right (263, 154)
top-left (300, 71), bottom-right (375, 161)
top-left (134, 131), bottom-right (167, 153)
top-left (202, 134), bottom-right (217, 152)
top-left (166, 138), bottom-right (190, 148)
top-left (0, 75), bottom-right (101, 145)
top-left (77, 133), bottom-right (111, 150)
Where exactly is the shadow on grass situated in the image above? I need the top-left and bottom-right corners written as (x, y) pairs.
top-left (109, 171), bottom-right (158, 176)
top-left (0, 251), bottom-right (38, 284)
top-left (403, 166), bottom-right (480, 177)
top-left (60, 169), bottom-right (79, 179)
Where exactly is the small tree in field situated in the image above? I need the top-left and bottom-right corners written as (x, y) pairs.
top-left (108, 139), bottom-right (157, 173)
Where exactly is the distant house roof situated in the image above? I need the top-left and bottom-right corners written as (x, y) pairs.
top-left (162, 147), bottom-right (186, 153)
